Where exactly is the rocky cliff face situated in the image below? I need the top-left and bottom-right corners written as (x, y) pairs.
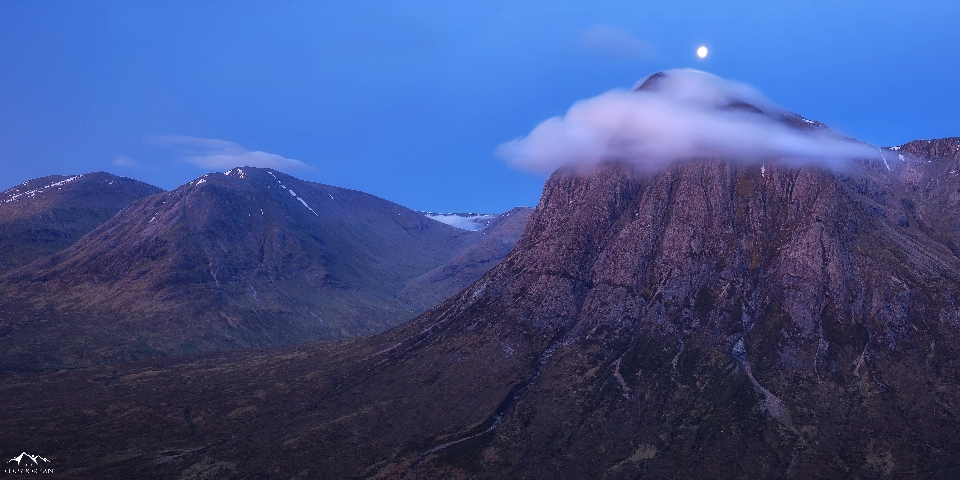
top-left (0, 172), bottom-right (162, 272)
top-left (6, 145), bottom-right (960, 478)
top-left (0, 167), bottom-right (523, 371)
top-left (350, 155), bottom-right (960, 478)
top-left (885, 137), bottom-right (960, 255)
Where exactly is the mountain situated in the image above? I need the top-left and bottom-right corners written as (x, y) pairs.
top-left (0, 167), bottom-right (526, 371)
top-left (4, 135), bottom-right (960, 478)
top-left (882, 137), bottom-right (960, 254)
top-left (399, 207), bottom-right (533, 309)
top-left (422, 212), bottom-right (503, 231)
top-left (0, 172), bottom-right (162, 273)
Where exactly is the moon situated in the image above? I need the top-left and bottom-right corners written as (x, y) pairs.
top-left (697, 46), bottom-right (708, 58)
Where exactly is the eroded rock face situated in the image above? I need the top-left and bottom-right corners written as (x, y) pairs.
top-left (888, 137), bottom-right (960, 255)
top-left (315, 154), bottom-right (960, 477)
top-left (900, 136), bottom-right (960, 161)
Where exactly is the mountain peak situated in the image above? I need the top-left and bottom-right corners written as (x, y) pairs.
top-left (0, 172), bottom-right (162, 273)
top-left (897, 136), bottom-right (960, 161)
top-left (0, 169), bottom-right (529, 370)
top-left (631, 69), bottom-right (776, 112)
top-left (500, 69), bottom-right (872, 175)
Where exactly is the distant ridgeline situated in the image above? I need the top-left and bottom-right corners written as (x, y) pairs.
top-left (419, 211), bottom-right (501, 231)
top-left (0, 167), bottom-right (532, 371)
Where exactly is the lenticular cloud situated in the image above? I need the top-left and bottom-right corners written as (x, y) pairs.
top-left (497, 69), bottom-right (876, 174)
top-left (146, 135), bottom-right (311, 172)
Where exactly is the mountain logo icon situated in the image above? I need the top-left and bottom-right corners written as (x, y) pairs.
top-left (6, 452), bottom-right (51, 466)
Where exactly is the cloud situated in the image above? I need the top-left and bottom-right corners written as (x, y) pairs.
top-left (146, 135), bottom-right (311, 172)
top-left (112, 155), bottom-right (141, 168)
top-left (581, 24), bottom-right (655, 60)
top-left (497, 69), bottom-right (877, 175)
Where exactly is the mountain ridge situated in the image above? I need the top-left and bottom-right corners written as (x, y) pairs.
top-left (4, 135), bottom-right (960, 477)
top-left (0, 167), bottom-right (528, 371)
top-left (0, 171), bottom-right (163, 273)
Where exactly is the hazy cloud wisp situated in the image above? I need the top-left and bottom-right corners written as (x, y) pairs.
top-left (112, 155), bottom-right (142, 168)
top-left (147, 135), bottom-right (311, 172)
top-left (497, 69), bottom-right (877, 175)
top-left (581, 24), bottom-right (656, 60)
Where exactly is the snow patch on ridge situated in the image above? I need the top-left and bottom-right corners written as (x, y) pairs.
top-left (423, 213), bottom-right (498, 231)
top-left (224, 168), bottom-right (247, 179)
top-left (297, 197), bottom-right (318, 216)
top-left (2, 175), bottom-right (83, 204)
top-left (264, 170), bottom-right (318, 217)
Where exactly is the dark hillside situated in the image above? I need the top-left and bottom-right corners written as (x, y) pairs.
top-left (0, 168), bottom-right (517, 370)
top-left (0, 172), bottom-right (162, 272)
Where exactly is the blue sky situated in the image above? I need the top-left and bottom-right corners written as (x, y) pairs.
top-left (2, 1), bottom-right (958, 213)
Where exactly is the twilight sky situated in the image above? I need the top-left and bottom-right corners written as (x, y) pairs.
top-left (2, 1), bottom-right (959, 213)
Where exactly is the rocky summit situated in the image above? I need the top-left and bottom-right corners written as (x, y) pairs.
top-left (0, 167), bottom-right (526, 371)
top-left (3, 136), bottom-right (960, 478)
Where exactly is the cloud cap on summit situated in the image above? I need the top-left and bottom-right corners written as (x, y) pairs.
top-left (498, 69), bottom-right (877, 174)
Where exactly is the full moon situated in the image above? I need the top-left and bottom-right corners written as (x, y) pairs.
top-left (697, 46), bottom-right (708, 58)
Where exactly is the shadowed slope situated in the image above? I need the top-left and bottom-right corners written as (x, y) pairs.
top-left (398, 207), bottom-right (533, 310)
top-left (0, 167), bottom-right (507, 371)
top-left (0, 172), bottom-right (163, 272)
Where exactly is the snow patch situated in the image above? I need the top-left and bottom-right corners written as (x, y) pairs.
top-left (224, 168), bottom-right (247, 178)
top-left (878, 147), bottom-right (898, 170)
top-left (2, 175), bottom-right (82, 204)
top-left (423, 213), bottom-right (498, 231)
top-left (297, 197), bottom-right (319, 216)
